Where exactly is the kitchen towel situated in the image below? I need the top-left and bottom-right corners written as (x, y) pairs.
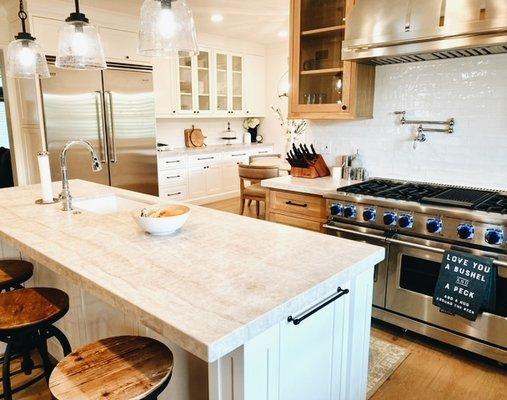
top-left (433, 251), bottom-right (496, 321)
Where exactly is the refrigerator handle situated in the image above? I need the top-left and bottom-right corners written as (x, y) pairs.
top-left (95, 91), bottom-right (108, 163)
top-left (104, 91), bottom-right (117, 163)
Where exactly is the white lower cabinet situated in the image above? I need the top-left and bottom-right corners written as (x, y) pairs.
top-left (158, 145), bottom-right (273, 203)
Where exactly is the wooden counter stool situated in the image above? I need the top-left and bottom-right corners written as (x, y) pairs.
top-left (0, 260), bottom-right (34, 292)
top-left (0, 287), bottom-right (71, 400)
top-left (49, 336), bottom-right (174, 400)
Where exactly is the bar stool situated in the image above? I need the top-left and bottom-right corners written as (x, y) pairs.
top-left (49, 336), bottom-right (174, 400)
top-left (0, 260), bottom-right (34, 292)
top-left (0, 287), bottom-right (71, 400)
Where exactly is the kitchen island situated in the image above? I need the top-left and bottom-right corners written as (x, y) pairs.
top-left (0, 180), bottom-right (384, 400)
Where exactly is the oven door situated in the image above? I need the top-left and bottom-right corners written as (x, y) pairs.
top-left (386, 235), bottom-right (507, 349)
top-left (324, 222), bottom-right (389, 308)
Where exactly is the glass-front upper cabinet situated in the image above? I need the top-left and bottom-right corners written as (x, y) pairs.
top-left (289, 0), bottom-right (375, 120)
top-left (214, 52), bottom-right (244, 115)
top-left (178, 49), bottom-right (212, 115)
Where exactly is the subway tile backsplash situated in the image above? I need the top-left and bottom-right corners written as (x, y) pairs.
top-left (307, 54), bottom-right (507, 190)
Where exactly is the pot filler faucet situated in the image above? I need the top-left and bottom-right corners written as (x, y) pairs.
top-left (59, 140), bottom-right (102, 211)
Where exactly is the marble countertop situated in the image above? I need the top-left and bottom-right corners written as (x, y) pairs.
top-left (262, 175), bottom-right (360, 196)
top-left (157, 142), bottom-right (274, 156)
top-left (0, 180), bottom-right (384, 362)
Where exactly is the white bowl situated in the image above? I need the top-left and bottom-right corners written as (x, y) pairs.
top-left (132, 205), bottom-right (191, 236)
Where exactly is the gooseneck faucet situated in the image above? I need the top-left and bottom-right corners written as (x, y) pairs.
top-left (60, 140), bottom-right (102, 211)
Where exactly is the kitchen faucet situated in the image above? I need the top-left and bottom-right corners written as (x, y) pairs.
top-left (59, 140), bottom-right (102, 211)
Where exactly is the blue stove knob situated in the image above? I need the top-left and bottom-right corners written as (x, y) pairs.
top-left (399, 214), bottom-right (414, 229)
top-left (457, 224), bottom-right (475, 240)
top-left (485, 228), bottom-right (504, 245)
top-left (427, 218), bottom-right (443, 234)
top-left (363, 208), bottom-right (376, 222)
top-left (330, 203), bottom-right (344, 216)
top-left (343, 205), bottom-right (357, 219)
top-left (383, 212), bottom-right (397, 226)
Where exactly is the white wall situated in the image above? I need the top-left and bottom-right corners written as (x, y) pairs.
top-left (261, 41), bottom-right (290, 154)
top-left (303, 53), bottom-right (507, 191)
top-left (156, 118), bottom-right (249, 148)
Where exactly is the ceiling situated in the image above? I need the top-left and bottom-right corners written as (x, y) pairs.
top-left (80, 0), bottom-right (289, 45)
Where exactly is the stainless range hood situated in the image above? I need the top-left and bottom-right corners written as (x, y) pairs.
top-left (342, 0), bottom-right (507, 65)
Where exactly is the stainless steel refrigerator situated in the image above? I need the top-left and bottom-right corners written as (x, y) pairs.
top-left (40, 63), bottom-right (158, 196)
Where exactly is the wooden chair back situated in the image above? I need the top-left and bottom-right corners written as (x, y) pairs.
top-left (249, 153), bottom-right (282, 165)
top-left (238, 164), bottom-right (279, 184)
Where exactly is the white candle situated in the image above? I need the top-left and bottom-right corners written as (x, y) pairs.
top-left (37, 152), bottom-right (53, 203)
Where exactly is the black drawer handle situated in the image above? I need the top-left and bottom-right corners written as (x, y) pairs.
top-left (198, 157), bottom-right (214, 161)
top-left (166, 192), bottom-right (182, 197)
top-left (232, 153), bottom-right (247, 157)
top-left (286, 201), bottom-right (308, 208)
top-left (165, 160), bottom-right (180, 164)
top-left (166, 175), bottom-right (181, 179)
top-left (259, 151), bottom-right (269, 154)
top-left (287, 287), bottom-right (349, 326)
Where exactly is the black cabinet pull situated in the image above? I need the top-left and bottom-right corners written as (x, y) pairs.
top-left (198, 157), bottom-right (214, 161)
top-left (287, 287), bottom-right (349, 326)
top-left (166, 192), bottom-right (182, 197)
top-left (232, 153), bottom-right (247, 157)
top-left (165, 160), bottom-right (180, 164)
top-left (286, 201), bottom-right (308, 208)
top-left (166, 175), bottom-right (181, 179)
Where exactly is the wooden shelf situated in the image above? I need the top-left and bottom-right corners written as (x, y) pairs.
top-left (301, 25), bottom-right (345, 37)
top-left (300, 67), bottom-right (343, 76)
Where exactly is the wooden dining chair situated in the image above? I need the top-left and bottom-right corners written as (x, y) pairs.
top-left (248, 153), bottom-right (282, 165)
top-left (238, 164), bottom-right (279, 217)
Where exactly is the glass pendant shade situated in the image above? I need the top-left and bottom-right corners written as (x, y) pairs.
top-left (7, 37), bottom-right (50, 79)
top-left (139, 0), bottom-right (199, 58)
top-left (56, 20), bottom-right (106, 70)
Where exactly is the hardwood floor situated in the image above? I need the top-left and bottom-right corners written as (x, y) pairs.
top-left (204, 197), bottom-right (507, 400)
top-left (8, 197), bottom-right (506, 399)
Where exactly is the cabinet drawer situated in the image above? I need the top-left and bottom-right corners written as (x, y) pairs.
top-left (158, 155), bottom-right (187, 170)
top-left (159, 185), bottom-right (187, 201)
top-left (159, 169), bottom-right (187, 187)
top-left (270, 191), bottom-right (326, 219)
top-left (269, 213), bottom-right (323, 232)
top-left (188, 153), bottom-right (221, 166)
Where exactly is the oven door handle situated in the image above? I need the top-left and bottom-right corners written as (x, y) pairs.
top-left (386, 237), bottom-right (507, 268)
top-left (323, 224), bottom-right (387, 242)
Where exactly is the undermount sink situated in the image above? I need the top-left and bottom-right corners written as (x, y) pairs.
top-left (73, 195), bottom-right (153, 215)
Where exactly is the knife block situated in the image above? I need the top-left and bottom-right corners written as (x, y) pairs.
top-left (291, 155), bottom-right (331, 179)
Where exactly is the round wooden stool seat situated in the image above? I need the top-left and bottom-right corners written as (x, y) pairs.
top-left (0, 287), bottom-right (69, 333)
top-left (49, 336), bottom-right (174, 400)
top-left (0, 260), bottom-right (34, 291)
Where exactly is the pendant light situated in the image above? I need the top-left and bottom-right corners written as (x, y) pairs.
top-left (139, 0), bottom-right (199, 58)
top-left (56, 0), bottom-right (106, 70)
top-left (6, 0), bottom-right (50, 79)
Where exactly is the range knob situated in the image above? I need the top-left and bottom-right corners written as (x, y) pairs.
top-left (427, 218), bottom-right (443, 234)
top-left (363, 208), bottom-right (377, 222)
top-left (343, 205), bottom-right (357, 219)
top-left (457, 224), bottom-right (475, 240)
top-left (330, 203), bottom-right (344, 216)
top-left (383, 212), bottom-right (397, 226)
top-left (398, 214), bottom-right (414, 229)
top-left (485, 228), bottom-right (504, 245)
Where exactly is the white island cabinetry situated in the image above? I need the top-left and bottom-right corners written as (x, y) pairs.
top-left (0, 181), bottom-right (384, 400)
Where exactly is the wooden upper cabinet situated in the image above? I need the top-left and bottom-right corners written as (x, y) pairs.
top-left (289, 0), bottom-right (375, 120)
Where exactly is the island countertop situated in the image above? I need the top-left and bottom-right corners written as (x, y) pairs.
top-left (0, 180), bottom-right (384, 362)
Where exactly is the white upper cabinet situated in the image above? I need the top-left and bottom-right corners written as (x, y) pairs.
top-left (30, 16), bottom-right (150, 65)
top-left (98, 27), bottom-right (151, 64)
top-left (176, 48), bottom-right (213, 116)
top-left (155, 48), bottom-right (265, 119)
top-left (244, 54), bottom-right (266, 117)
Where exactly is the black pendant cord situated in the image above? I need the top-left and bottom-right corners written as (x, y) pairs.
top-left (15, 0), bottom-right (35, 41)
top-left (74, 0), bottom-right (80, 14)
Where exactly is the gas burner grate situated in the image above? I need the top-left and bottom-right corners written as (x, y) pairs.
top-left (380, 183), bottom-right (446, 202)
top-left (337, 179), bottom-right (402, 196)
top-left (421, 188), bottom-right (495, 208)
top-left (474, 194), bottom-right (507, 215)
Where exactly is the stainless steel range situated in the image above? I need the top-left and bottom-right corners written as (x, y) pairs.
top-left (323, 179), bottom-right (507, 363)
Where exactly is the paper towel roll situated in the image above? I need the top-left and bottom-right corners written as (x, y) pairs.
top-left (37, 152), bottom-right (54, 203)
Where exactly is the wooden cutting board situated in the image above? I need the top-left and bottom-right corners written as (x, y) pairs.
top-left (184, 127), bottom-right (206, 148)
